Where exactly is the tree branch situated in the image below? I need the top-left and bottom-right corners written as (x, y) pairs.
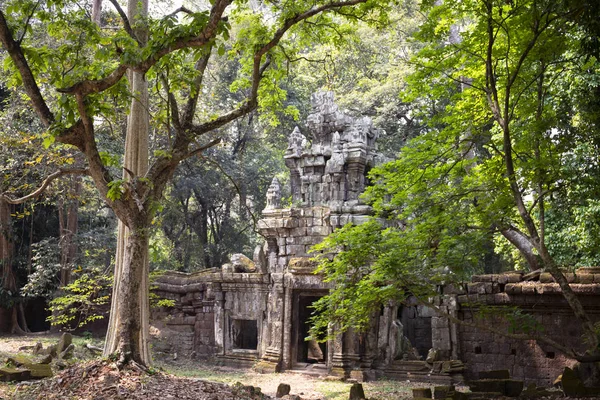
top-left (0, 10), bottom-right (54, 127)
top-left (499, 226), bottom-right (540, 271)
top-left (57, 65), bottom-right (128, 96)
top-left (181, 138), bottom-right (222, 161)
top-left (0, 168), bottom-right (89, 205)
top-left (182, 49), bottom-right (212, 127)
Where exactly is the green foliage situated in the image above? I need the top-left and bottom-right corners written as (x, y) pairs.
top-left (106, 180), bottom-right (125, 201)
top-left (47, 267), bottom-right (111, 331)
top-left (20, 238), bottom-right (62, 298)
top-left (310, 0), bottom-right (600, 339)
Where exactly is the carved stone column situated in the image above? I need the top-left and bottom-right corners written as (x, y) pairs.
top-left (213, 283), bottom-right (225, 355)
top-left (255, 279), bottom-right (285, 373)
top-left (281, 285), bottom-right (293, 370)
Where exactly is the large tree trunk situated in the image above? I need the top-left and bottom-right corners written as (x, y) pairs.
top-left (0, 199), bottom-right (27, 334)
top-left (113, 225), bottom-right (149, 364)
top-left (103, 0), bottom-right (151, 366)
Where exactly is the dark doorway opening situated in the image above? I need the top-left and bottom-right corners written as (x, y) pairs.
top-left (398, 303), bottom-right (432, 359)
top-left (25, 298), bottom-right (51, 332)
top-left (295, 294), bottom-right (327, 364)
top-left (231, 319), bottom-right (258, 350)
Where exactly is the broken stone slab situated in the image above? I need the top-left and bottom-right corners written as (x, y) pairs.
top-left (6, 354), bottom-right (35, 367)
top-left (441, 360), bottom-right (465, 373)
top-left (41, 343), bottom-right (58, 357)
top-left (59, 343), bottom-right (74, 360)
top-left (57, 332), bottom-right (73, 354)
top-left (426, 348), bottom-right (439, 363)
top-left (465, 392), bottom-right (504, 399)
top-left (39, 354), bottom-right (53, 364)
top-left (520, 383), bottom-right (562, 398)
top-left (230, 254), bottom-right (257, 273)
top-left (0, 367), bottom-right (31, 382)
top-left (32, 342), bottom-right (43, 355)
top-left (5, 354), bottom-right (54, 379)
top-left (276, 383), bottom-right (291, 398)
top-left (25, 363), bottom-right (53, 378)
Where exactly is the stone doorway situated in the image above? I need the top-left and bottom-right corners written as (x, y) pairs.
top-left (292, 292), bottom-right (328, 370)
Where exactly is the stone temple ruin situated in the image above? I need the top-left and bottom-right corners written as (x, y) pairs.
top-left (154, 92), bottom-right (597, 387)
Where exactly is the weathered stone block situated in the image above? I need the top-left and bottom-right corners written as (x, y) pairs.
top-left (472, 275), bottom-right (493, 282)
top-left (0, 368), bottom-right (31, 382)
top-left (505, 284), bottom-right (521, 294)
top-left (521, 285), bottom-right (535, 295)
top-left (276, 383), bottom-right (291, 398)
top-left (433, 385), bottom-right (454, 399)
top-left (412, 388), bottom-right (432, 398)
top-left (479, 370), bottom-right (510, 379)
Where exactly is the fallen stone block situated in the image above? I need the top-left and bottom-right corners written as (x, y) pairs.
top-left (0, 367), bottom-right (31, 382)
top-left (412, 387), bottom-right (432, 398)
top-left (57, 332), bottom-right (73, 354)
top-left (349, 383), bottom-right (366, 399)
top-left (6, 354), bottom-right (34, 367)
top-left (26, 363), bottom-right (53, 378)
top-left (468, 378), bottom-right (523, 397)
top-left (59, 343), bottom-right (75, 360)
top-left (276, 383), bottom-right (291, 398)
top-left (433, 385), bottom-right (454, 399)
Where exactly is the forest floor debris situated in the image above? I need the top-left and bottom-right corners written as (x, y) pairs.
top-left (9, 359), bottom-right (270, 400)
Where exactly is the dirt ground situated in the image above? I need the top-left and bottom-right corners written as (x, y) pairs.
top-left (0, 334), bottom-right (425, 400)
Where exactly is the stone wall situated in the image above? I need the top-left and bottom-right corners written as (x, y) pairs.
top-left (445, 268), bottom-right (600, 386)
top-left (152, 270), bottom-right (269, 362)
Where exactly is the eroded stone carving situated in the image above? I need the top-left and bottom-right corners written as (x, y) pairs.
top-left (265, 177), bottom-right (282, 210)
top-left (283, 91), bottom-right (380, 208)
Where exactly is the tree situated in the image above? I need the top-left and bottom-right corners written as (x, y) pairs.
top-left (0, 0), bottom-right (393, 366)
top-left (311, 0), bottom-right (600, 361)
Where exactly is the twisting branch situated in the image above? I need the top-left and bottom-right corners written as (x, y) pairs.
top-left (57, 64), bottom-right (128, 96)
top-left (134, 0), bottom-right (231, 73)
top-left (165, 6), bottom-right (194, 19)
top-left (0, 11), bottom-right (54, 126)
top-left (187, 55), bottom-right (271, 137)
top-left (159, 74), bottom-right (181, 130)
top-left (0, 168), bottom-right (89, 205)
